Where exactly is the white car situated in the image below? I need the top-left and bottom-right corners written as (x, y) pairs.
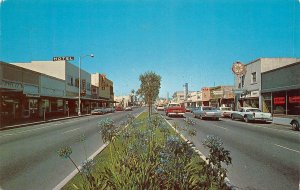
top-left (218, 107), bottom-right (233, 118)
top-left (231, 107), bottom-right (272, 123)
top-left (156, 105), bottom-right (165, 111)
top-left (124, 107), bottom-right (132, 111)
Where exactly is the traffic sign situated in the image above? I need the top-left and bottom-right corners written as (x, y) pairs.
top-left (53, 56), bottom-right (74, 61)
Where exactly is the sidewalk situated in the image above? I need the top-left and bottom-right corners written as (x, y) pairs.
top-left (0, 114), bottom-right (91, 131)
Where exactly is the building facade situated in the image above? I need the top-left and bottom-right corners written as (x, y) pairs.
top-left (261, 61), bottom-right (300, 115)
top-left (1, 60), bottom-right (115, 127)
top-left (91, 73), bottom-right (114, 107)
top-left (234, 58), bottom-right (300, 111)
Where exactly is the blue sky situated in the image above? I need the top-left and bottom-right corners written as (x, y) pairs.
top-left (1, 0), bottom-right (299, 97)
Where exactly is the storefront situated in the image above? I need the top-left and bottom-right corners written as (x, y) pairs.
top-left (261, 61), bottom-right (300, 115)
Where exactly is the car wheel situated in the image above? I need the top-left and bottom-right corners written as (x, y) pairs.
top-left (291, 120), bottom-right (299, 131)
top-left (244, 116), bottom-right (250, 123)
top-left (231, 114), bottom-right (235, 120)
top-left (200, 115), bottom-right (203, 120)
top-left (193, 114), bottom-right (196, 118)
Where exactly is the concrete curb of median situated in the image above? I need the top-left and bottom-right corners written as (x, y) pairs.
top-left (162, 114), bottom-right (238, 190)
top-left (53, 111), bottom-right (144, 190)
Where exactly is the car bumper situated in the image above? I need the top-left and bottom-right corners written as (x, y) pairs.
top-left (168, 112), bottom-right (185, 116)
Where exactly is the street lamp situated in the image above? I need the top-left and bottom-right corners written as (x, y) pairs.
top-left (78, 54), bottom-right (94, 116)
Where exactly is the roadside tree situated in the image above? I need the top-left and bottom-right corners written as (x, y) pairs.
top-left (137, 71), bottom-right (161, 117)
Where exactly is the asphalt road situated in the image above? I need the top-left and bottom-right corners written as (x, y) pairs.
top-left (0, 108), bottom-right (145, 190)
top-left (158, 111), bottom-right (300, 190)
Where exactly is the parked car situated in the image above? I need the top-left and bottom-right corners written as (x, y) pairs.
top-left (231, 107), bottom-right (272, 123)
top-left (190, 107), bottom-right (200, 113)
top-left (116, 106), bottom-right (123, 111)
top-left (91, 108), bottom-right (104, 115)
top-left (218, 107), bottom-right (234, 118)
top-left (156, 105), bottom-right (165, 111)
top-left (290, 117), bottom-right (299, 131)
top-left (193, 106), bottom-right (221, 120)
top-left (185, 107), bottom-right (193, 112)
top-left (165, 103), bottom-right (185, 117)
top-left (125, 106), bottom-right (132, 111)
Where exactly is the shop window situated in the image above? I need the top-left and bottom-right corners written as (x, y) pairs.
top-left (87, 82), bottom-right (91, 90)
top-left (67, 75), bottom-right (73, 86)
top-left (57, 100), bottom-right (63, 111)
top-left (75, 78), bottom-right (79, 87)
top-left (42, 99), bottom-right (50, 112)
top-left (251, 72), bottom-right (257, 83)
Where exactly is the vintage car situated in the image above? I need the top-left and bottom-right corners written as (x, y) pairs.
top-left (218, 107), bottom-right (234, 118)
top-left (156, 105), bottom-right (165, 111)
top-left (91, 108), bottom-right (104, 115)
top-left (115, 106), bottom-right (123, 111)
top-left (124, 106), bottom-right (132, 111)
top-left (290, 117), bottom-right (299, 131)
top-left (165, 103), bottom-right (185, 117)
top-left (193, 106), bottom-right (221, 120)
top-left (231, 107), bottom-right (272, 123)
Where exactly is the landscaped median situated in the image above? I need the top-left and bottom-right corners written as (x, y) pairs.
top-left (58, 112), bottom-right (232, 190)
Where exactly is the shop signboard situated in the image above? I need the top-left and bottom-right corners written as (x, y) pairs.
top-left (289, 96), bottom-right (300, 103)
top-left (274, 97), bottom-right (285, 105)
top-left (1, 80), bottom-right (23, 90)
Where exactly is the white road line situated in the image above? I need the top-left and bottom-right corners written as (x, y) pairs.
top-left (274, 144), bottom-right (300, 154)
top-left (62, 127), bottom-right (81, 134)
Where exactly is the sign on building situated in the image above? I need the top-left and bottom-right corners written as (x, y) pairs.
top-left (53, 56), bottom-right (74, 61)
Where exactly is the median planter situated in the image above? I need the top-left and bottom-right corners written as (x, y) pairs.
top-left (59, 112), bottom-right (231, 190)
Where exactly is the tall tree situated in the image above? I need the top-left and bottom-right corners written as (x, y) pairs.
top-left (138, 71), bottom-right (161, 117)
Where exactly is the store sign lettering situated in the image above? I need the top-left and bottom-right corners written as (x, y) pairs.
top-left (2, 80), bottom-right (23, 89)
top-left (289, 96), bottom-right (300, 103)
top-left (53, 56), bottom-right (74, 61)
top-left (274, 97), bottom-right (285, 105)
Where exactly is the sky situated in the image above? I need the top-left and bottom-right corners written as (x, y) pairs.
top-left (0, 0), bottom-right (299, 97)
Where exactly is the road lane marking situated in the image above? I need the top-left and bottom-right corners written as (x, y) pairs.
top-left (274, 144), bottom-right (300, 154)
top-left (62, 127), bottom-right (81, 134)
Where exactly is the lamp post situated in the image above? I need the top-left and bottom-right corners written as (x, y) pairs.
top-left (78, 54), bottom-right (94, 116)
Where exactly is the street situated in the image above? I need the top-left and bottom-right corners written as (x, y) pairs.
top-left (158, 111), bottom-right (300, 190)
top-left (0, 108), bottom-right (145, 190)
top-left (1, 108), bottom-right (299, 190)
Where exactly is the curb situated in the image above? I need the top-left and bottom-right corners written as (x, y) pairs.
top-left (163, 115), bottom-right (238, 190)
top-left (0, 114), bottom-right (91, 131)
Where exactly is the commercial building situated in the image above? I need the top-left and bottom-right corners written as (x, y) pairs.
top-left (234, 58), bottom-right (300, 111)
top-left (172, 91), bottom-right (185, 104)
top-left (261, 61), bottom-right (300, 115)
top-left (0, 61), bottom-right (66, 126)
top-left (201, 86), bottom-right (234, 107)
top-left (1, 60), bottom-right (115, 127)
top-left (91, 73), bottom-right (115, 108)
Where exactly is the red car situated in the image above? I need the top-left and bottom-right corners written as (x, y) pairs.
top-left (115, 106), bottom-right (123, 111)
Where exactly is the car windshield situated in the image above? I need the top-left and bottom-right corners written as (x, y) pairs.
top-left (247, 109), bottom-right (261, 112)
top-left (220, 107), bottom-right (232, 111)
